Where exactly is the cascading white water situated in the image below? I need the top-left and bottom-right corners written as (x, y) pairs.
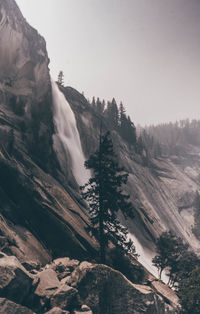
top-left (51, 79), bottom-right (90, 186)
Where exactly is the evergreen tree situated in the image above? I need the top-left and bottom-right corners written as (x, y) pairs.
top-left (80, 131), bottom-right (135, 263)
top-left (178, 266), bottom-right (200, 313)
top-left (152, 231), bottom-right (189, 284)
top-left (57, 71), bottom-right (64, 86)
top-left (91, 96), bottom-right (96, 107)
top-left (192, 191), bottom-right (200, 239)
top-left (105, 98), bottom-right (119, 130)
top-left (96, 97), bottom-right (105, 114)
top-left (119, 102), bottom-right (126, 127)
top-left (119, 102), bottom-right (137, 145)
top-left (136, 135), bottom-right (144, 155)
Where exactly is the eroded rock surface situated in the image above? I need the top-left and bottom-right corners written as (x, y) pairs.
top-left (69, 262), bottom-right (178, 314)
top-left (0, 254), bottom-right (179, 313)
top-left (0, 298), bottom-right (35, 314)
top-left (0, 0), bottom-right (50, 99)
top-left (0, 255), bottom-right (33, 304)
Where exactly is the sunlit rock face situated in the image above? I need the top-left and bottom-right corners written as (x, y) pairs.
top-left (0, 0), bottom-right (50, 99)
top-left (0, 0), bottom-right (55, 172)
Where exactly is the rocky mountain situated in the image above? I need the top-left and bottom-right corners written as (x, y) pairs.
top-left (0, 0), bottom-right (97, 264)
top-left (0, 0), bottom-right (198, 312)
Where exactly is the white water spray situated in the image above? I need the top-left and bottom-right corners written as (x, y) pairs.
top-left (51, 79), bottom-right (90, 186)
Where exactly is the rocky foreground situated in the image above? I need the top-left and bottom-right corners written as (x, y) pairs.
top-left (0, 252), bottom-right (179, 314)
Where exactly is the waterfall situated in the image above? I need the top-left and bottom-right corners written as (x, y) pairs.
top-left (51, 79), bottom-right (90, 186)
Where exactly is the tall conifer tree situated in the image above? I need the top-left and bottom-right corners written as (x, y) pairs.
top-left (80, 130), bottom-right (135, 263)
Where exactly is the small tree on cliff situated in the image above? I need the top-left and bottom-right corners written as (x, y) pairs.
top-left (80, 130), bottom-right (135, 263)
top-left (57, 71), bottom-right (64, 86)
top-left (152, 231), bottom-right (189, 282)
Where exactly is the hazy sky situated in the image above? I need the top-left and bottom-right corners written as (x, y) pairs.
top-left (16, 0), bottom-right (200, 126)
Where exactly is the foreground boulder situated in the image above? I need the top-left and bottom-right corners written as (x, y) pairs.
top-left (32, 267), bottom-right (80, 312)
top-left (74, 304), bottom-right (92, 314)
top-left (0, 254), bottom-right (33, 304)
top-left (45, 307), bottom-right (69, 314)
top-left (69, 262), bottom-right (176, 314)
top-left (0, 298), bottom-right (35, 314)
top-left (35, 269), bottom-right (60, 297)
top-left (50, 284), bottom-right (79, 310)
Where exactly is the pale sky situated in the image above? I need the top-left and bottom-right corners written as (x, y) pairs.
top-left (16, 0), bottom-right (200, 126)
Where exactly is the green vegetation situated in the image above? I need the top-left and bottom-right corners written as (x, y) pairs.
top-left (146, 119), bottom-right (200, 156)
top-left (152, 231), bottom-right (200, 312)
top-left (178, 266), bottom-right (200, 313)
top-left (80, 131), bottom-right (135, 263)
top-left (57, 70), bottom-right (64, 86)
top-left (90, 97), bottom-right (137, 147)
top-left (192, 191), bottom-right (200, 240)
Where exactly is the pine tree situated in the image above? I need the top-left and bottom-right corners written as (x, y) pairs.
top-left (91, 96), bottom-right (96, 107)
top-left (105, 98), bottom-right (119, 130)
top-left (152, 231), bottom-right (189, 283)
top-left (80, 131), bottom-right (135, 263)
top-left (57, 71), bottom-right (64, 86)
top-left (178, 266), bottom-right (200, 313)
top-left (96, 97), bottom-right (105, 114)
top-left (119, 102), bottom-right (126, 127)
top-left (119, 102), bottom-right (137, 145)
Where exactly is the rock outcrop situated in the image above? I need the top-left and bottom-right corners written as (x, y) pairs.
top-left (0, 253), bottom-right (179, 313)
top-left (0, 298), bottom-right (35, 314)
top-left (0, 0), bottom-right (49, 99)
top-left (0, 0), bottom-right (55, 172)
top-left (68, 262), bottom-right (178, 314)
top-left (0, 0), bottom-right (97, 265)
top-left (0, 254), bottom-right (33, 304)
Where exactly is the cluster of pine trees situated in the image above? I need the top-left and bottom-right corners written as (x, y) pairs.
top-left (192, 192), bottom-right (200, 240)
top-left (146, 119), bottom-right (200, 156)
top-left (89, 96), bottom-right (164, 165)
top-left (56, 71), bottom-right (162, 163)
top-left (90, 97), bottom-right (137, 147)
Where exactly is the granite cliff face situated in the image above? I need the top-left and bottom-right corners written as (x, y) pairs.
top-left (0, 0), bottom-right (55, 172)
top-left (0, 0), bottom-right (97, 265)
top-left (0, 0), bottom-right (49, 98)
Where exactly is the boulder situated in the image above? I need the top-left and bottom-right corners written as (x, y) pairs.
top-left (151, 280), bottom-right (180, 309)
top-left (0, 252), bottom-right (7, 258)
top-left (68, 262), bottom-right (92, 287)
top-left (61, 276), bottom-right (72, 286)
top-left (0, 297), bottom-right (35, 313)
top-left (57, 271), bottom-right (71, 281)
top-left (53, 258), bottom-right (80, 273)
top-left (50, 284), bottom-right (79, 311)
top-left (34, 269), bottom-right (60, 297)
top-left (0, 255), bottom-right (33, 304)
top-left (70, 263), bottom-right (174, 314)
top-left (81, 304), bottom-right (92, 312)
top-left (73, 304), bottom-right (93, 314)
top-left (45, 307), bottom-right (69, 314)
top-left (74, 311), bottom-right (92, 314)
